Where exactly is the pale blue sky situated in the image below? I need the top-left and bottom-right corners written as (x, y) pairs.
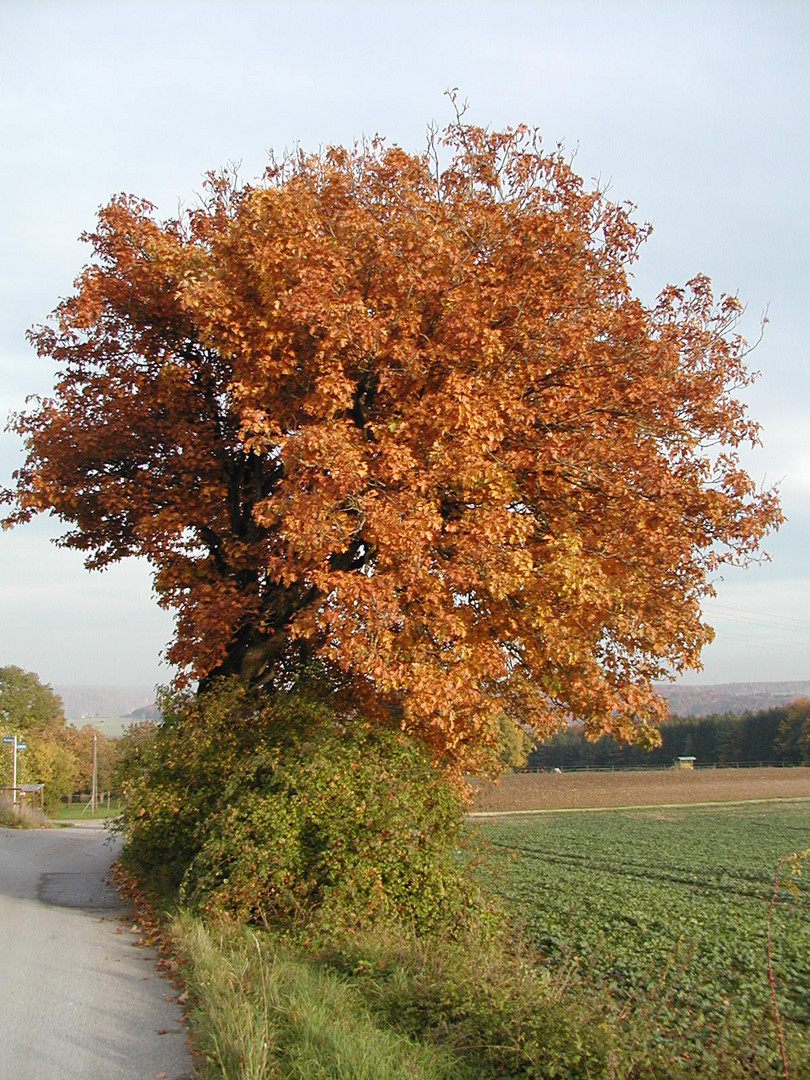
top-left (1, 0), bottom-right (808, 688)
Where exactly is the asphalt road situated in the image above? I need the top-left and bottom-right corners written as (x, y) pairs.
top-left (0, 821), bottom-right (194, 1079)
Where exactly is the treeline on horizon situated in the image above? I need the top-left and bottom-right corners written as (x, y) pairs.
top-left (526, 698), bottom-right (810, 771)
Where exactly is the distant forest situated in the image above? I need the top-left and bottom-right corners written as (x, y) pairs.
top-left (526, 698), bottom-right (810, 770)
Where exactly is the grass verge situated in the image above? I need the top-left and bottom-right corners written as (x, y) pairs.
top-left (169, 912), bottom-right (612, 1080)
top-left (172, 914), bottom-right (467, 1080)
top-left (0, 801), bottom-right (49, 828)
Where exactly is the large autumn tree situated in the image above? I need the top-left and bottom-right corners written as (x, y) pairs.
top-left (2, 116), bottom-right (781, 768)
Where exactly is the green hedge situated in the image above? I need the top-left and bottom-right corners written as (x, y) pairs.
top-left (115, 675), bottom-right (489, 937)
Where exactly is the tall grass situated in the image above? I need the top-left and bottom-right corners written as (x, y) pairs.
top-left (170, 912), bottom-right (615, 1080)
top-left (0, 800), bottom-right (48, 828)
top-left (173, 914), bottom-right (469, 1080)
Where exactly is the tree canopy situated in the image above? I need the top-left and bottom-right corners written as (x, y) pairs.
top-left (2, 115), bottom-right (781, 768)
top-left (0, 665), bottom-right (80, 807)
top-left (0, 665), bottom-right (65, 731)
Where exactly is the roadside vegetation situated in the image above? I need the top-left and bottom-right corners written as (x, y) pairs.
top-left (167, 914), bottom-right (612, 1080)
top-left (113, 676), bottom-right (810, 1079)
top-left (0, 799), bottom-right (48, 828)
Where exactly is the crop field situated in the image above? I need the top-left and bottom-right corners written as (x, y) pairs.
top-left (480, 802), bottom-right (810, 1077)
top-left (469, 765), bottom-right (810, 813)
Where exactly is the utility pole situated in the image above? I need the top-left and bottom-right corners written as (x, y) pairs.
top-left (91, 728), bottom-right (98, 814)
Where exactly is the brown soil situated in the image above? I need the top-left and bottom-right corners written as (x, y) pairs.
top-left (468, 766), bottom-right (810, 814)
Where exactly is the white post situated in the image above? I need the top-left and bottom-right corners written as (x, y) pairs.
top-left (12, 734), bottom-right (17, 812)
top-left (91, 729), bottom-right (98, 814)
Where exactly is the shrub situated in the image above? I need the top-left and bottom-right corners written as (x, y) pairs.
top-left (116, 674), bottom-right (489, 936)
top-left (114, 683), bottom-right (277, 892)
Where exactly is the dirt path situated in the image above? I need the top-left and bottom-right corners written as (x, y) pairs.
top-left (469, 765), bottom-right (810, 814)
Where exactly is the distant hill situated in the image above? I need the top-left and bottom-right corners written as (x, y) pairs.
top-left (53, 679), bottom-right (810, 723)
top-left (130, 702), bottom-right (162, 721)
top-left (54, 685), bottom-right (157, 720)
top-left (657, 680), bottom-right (810, 718)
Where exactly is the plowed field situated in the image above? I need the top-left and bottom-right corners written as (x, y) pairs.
top-left (468, 765), bottom-right (810, 813)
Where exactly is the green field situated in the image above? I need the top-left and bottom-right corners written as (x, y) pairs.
top-left (67, 715), bottom-right (136, 738)
top-left (50, 798), bottom-right (121, 821)
top-left (480, 803), bottom-right (810, 1077)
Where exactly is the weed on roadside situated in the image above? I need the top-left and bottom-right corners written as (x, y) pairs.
top-left (0, 801), bottom-right (49, 828)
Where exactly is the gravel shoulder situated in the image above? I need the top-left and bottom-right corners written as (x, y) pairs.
top-left (468, 765), bottom-right (810, 814)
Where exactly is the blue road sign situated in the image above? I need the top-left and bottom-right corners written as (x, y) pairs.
top-left (2, 736), bottom-right (13, 744)
top-left (17, 742), bottom-right (26, 751)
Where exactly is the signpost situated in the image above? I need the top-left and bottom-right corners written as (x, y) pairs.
top-left (2, 735), bottom-right (26, 808)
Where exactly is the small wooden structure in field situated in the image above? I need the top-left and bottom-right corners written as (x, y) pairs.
top-left (674, 756), bottom-right (696, 770)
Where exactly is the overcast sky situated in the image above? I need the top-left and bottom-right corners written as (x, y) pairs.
top-left (1, 0), bottom-right (808, 690)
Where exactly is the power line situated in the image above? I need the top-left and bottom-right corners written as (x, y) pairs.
top-left (706, 629), bottom-right (810, 652)
top-left (705, 603), bottom-right (810, 635)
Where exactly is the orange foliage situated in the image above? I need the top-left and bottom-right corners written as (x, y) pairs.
top-left (2, 115), bottom-right (781, 769)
